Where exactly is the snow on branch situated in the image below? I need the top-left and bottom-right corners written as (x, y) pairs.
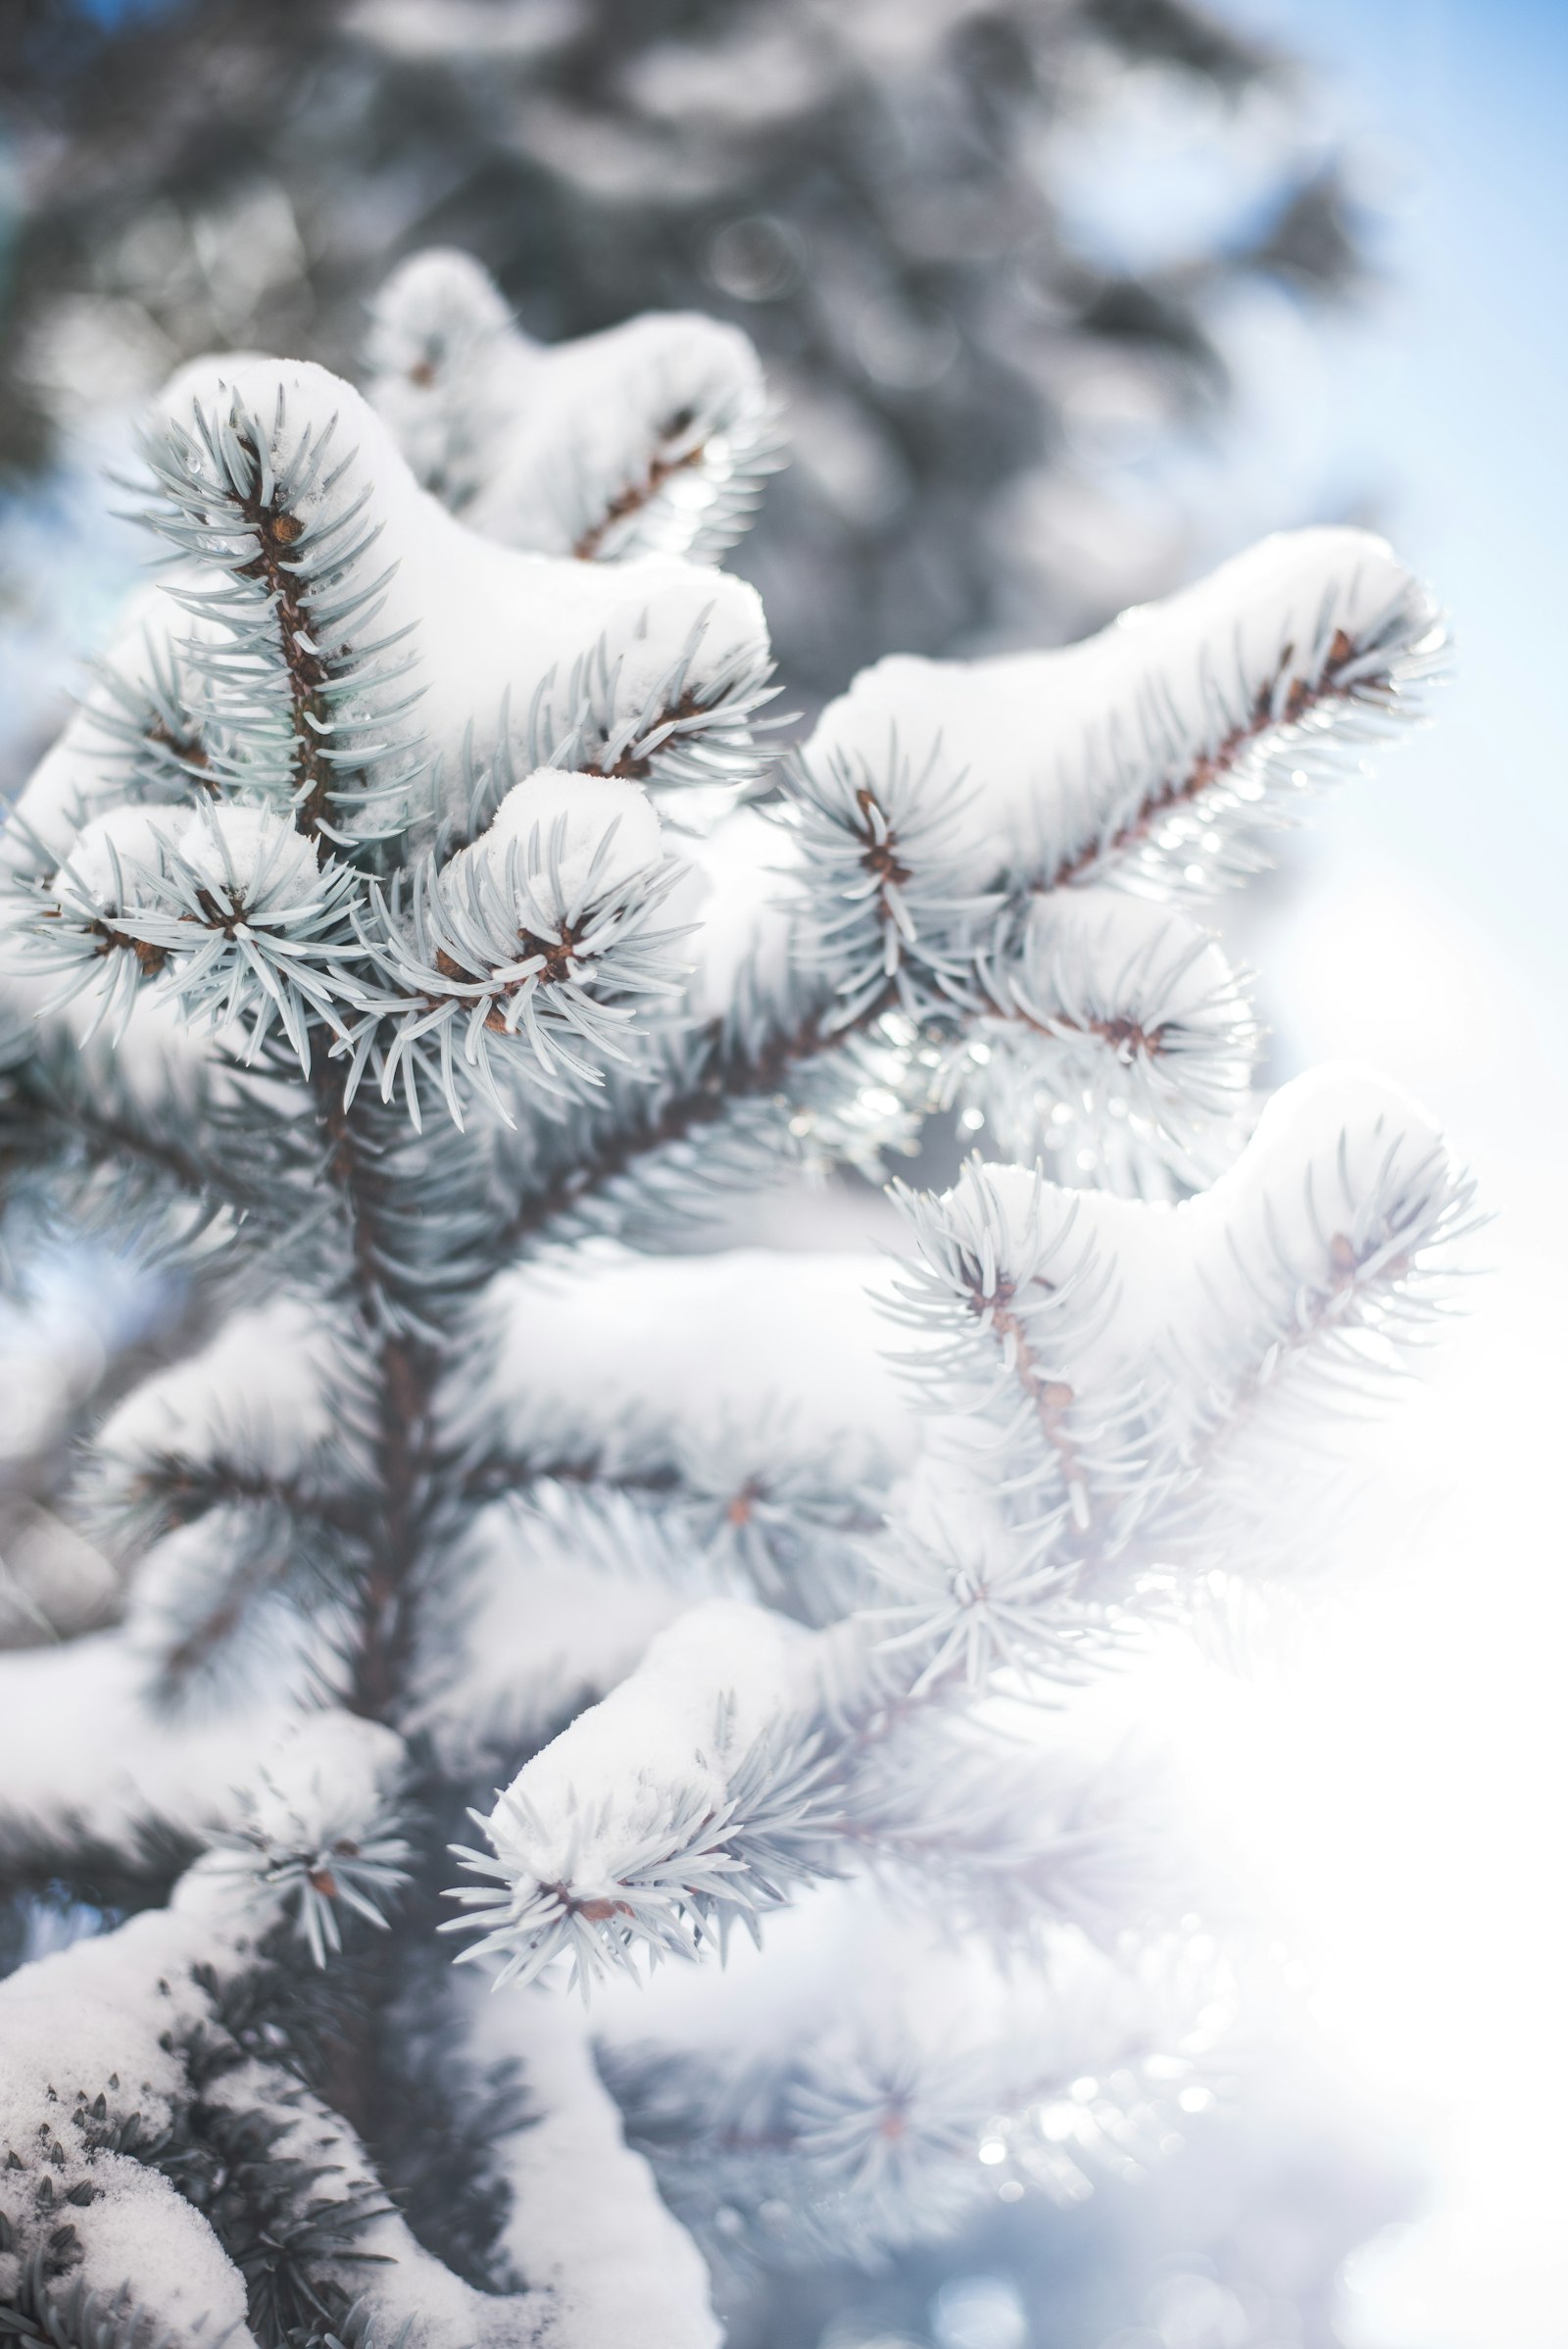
top-left (29, 804), bottom-right (371, 1063)
top-left (0, 1632), bottom-right (296, 1880)
top-left (368, 249), bottom-right (782, 568)
top-left (199, 1713), bottom-right (412, 1970)
top-left (598, 532), bottom-right (1434, 1193)
top-left (457, 1976), bottom-right (722, 2349)
top-left (435, 1570), bottom-right (1165, 1987)
top-left (1, 351), bottom-right (778, 1125)
top-left (444, 1600), bottom-right (840, 1993)
top-left (408, 1488), bottom-right (702, 1776)
top-left (872, 1067), bottom-right (1479, 1687)
top-left (141, 355), bottom-right (776, 825)
top-left (461, 1248), bottom-right (915, 1598)
top-left (942, 888), bottom-right (1261, 1193)
top-left (455, 1246), bottom-right (912, 1480)
top-left (89, 1299), bottom-right (365, 1561)
top-left (0, 1728), bottom-right (393, 2340)
top-left (443, 1066), bottom-right (1473, 1982)
top-left (405, 1248), bottom-right (915, 1758)
top-left (3, 1756), bottom-right (704, 2347)
top-left (1135, 1065), bottom-right (1484, 1540)
top-left (343, 771), bottom-right (688, 1128)
top-left (798, 527), bottom-right (1444, 911)
top-left (136, 374), bottom-right (425, 850)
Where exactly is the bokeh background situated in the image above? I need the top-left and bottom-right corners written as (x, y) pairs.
top-left (1, 3), bottom-right (1563, 2346)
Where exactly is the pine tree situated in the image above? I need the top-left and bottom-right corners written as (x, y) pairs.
top-left (0, 288), bottom-right (1470, 2347)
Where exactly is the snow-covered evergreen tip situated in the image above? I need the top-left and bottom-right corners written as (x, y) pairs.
top-left (0, 271), bottom-right (1472, 2348)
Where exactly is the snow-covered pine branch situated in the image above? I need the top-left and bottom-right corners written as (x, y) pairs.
top-left (799, 530), bottom-right (1445, 906)
top-left (943, 889), bottom-right (1262, 1194)
top-left (0, 291), bottom-right (1473, 2349)
top-left (367, 249), bottom-right (783, 569)
top-left (439, 1085), bottom-right (1472, 1984)
top-left (464, 525), bottom-right (1446, 1241)
top-left (600, 1898), bottom-right (1233, 2272)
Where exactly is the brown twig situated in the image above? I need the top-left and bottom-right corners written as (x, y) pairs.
top-left (1044, 627), bottom-right (1360, 892)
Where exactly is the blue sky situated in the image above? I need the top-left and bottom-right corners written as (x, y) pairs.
top-left (1246, 0), bottom-right (1568, 1026)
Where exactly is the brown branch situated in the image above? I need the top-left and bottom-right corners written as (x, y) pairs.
top-left (496, 789), bottom-right (916, 1255)
top-left (493, 1007), bottom-right (819, 1256)
top-left (309, 1058), bottom-right (435, 1724)
top-left (146, 717), bottom-right (216, 793)
top-left (18, 1063), bottom-right (216, 1203)
top-left (582, 686), bottom-right (705, 782)
top-left (232, 482), bottom-right (335, 840)
top-left (430, 926), bottom-right (583, 1031)
top-left (854, 784), bottom-right (912, 890)
top-left (974, 1278), bottom-right (1090, 1525)
top-left (88, 919), bottom-right (167, 977)
top-left (572, 413), bottom-right (706, 562)
top-left (158, 1542), bottom-right (291, 1688)
top-left (460, 1447), bottom-right (683, 1508)
top-left (349, 1332), bottom-right (432, 1721)
top-left (996, 999), bottom-right (1167, 1061)
top-left (1044, 625), bottom-right (1359, 893)
top-left (128, 1453), bottom-right (363, 1542)
top-left (1182, 1225), bottom-right (1379, 1477)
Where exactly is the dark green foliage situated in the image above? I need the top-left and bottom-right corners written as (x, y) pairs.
top-left (69, 1970), bottom-right (392, 2349)
top-left (359, 1962), bottom-right (531, 2296)
top-left (197, 1863), bottom-right (533, 2301)
top-left (0, 1922), bottom-right (407, 2346)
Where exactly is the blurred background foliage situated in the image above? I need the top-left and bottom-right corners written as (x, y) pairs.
top-left (0, 0), bottom-right (1369, 762)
